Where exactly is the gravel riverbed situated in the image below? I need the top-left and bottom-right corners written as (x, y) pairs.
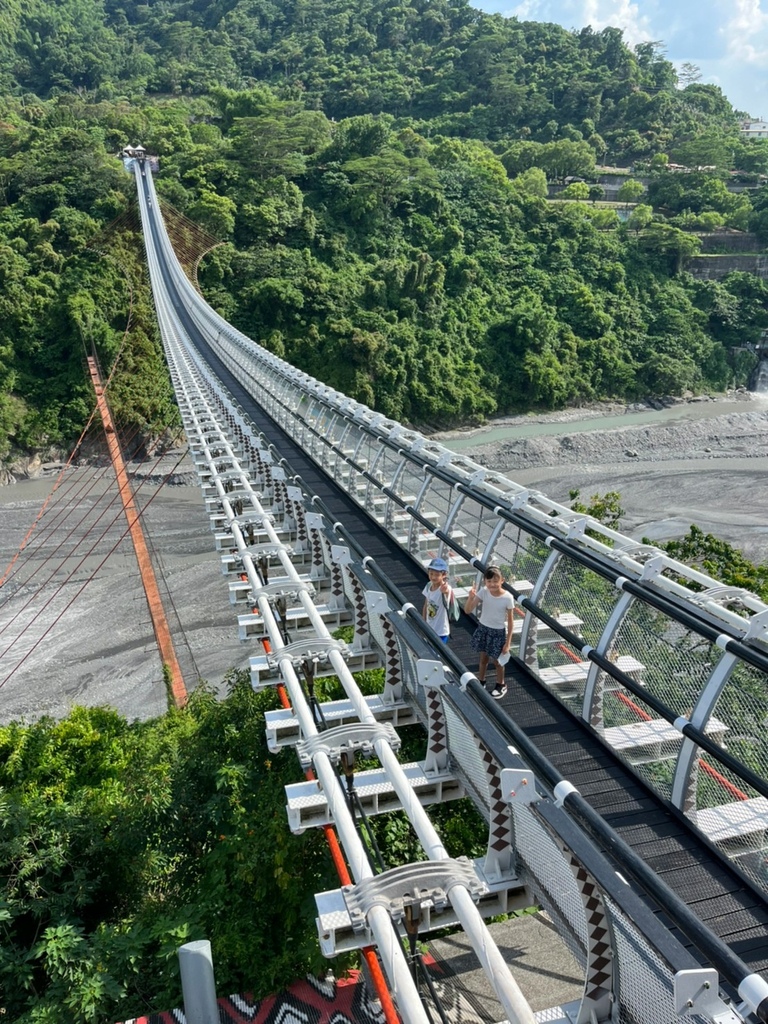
top-left (1, 394), bottom-right (766, 725)
top-left (439, 395), bottom-right (768, 565)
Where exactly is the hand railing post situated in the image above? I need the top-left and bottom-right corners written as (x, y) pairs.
top-left (178, 939), bottom-right (219, 1024)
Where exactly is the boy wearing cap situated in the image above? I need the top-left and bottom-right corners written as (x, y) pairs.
top-left (422, 557), bottom-right (456, 643)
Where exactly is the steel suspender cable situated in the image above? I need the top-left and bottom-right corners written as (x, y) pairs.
top-left (0, 451), bottom-right (189, 691)
top-left (0, 433), bottom-right (178, 653)
top-left (0, 409), bottom-right (161, 601)
top-left (0, 420), bottom-right (164, 639)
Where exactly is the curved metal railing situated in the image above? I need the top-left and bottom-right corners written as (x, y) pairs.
top-left (133, 157), bottom-right (768, 1024)
top-left (139, 161), bottom-right (768, 878)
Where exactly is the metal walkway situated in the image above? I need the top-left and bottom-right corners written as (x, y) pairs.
top-left (133, 153), bottom-right (768, 1024)
top-left (184, 281), bottom-right (768, 972)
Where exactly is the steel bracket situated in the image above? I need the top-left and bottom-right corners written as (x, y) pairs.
top-left (331, 545), bottom-right (353, 566)
top-left (250, 580), bottom-right (315, 602)
top-left (268, 637), bottom-right (348, 670)
top-left (244, 543), bottom-right (287, 558)
top-left (508, 489), bottom-right (532, 509)
top-left (744, 607), bottom-right (768, 639)
top-left (305, 511), bottom-right (325, 532)
top-left (416, 659), bottom-right (449, 690)
top-left (296, 721), bottom-right (401, 769)
top-left (500, 768), bottom-right (540, 806)
top-left (640, 555), bottom-right (667, 581)
top-left (674, 970), bottom-right (742, 1022)
top-left (342, 857), bottom-right (482, 932)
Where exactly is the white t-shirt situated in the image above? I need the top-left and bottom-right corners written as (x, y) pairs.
top-left (476, 586), bottom-right (515, 630)
top-left (422, 583), bottom-right (451, 637)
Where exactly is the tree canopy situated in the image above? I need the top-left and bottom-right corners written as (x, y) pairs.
top-left (0, 0), bottom-right (765, 447)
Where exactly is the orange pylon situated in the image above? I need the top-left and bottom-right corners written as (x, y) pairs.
top-left (87, 357), bottom-right (187, 708)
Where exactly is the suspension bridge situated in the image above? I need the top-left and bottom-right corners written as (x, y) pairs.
top-left (6, 151), bottom-right (768, 1024)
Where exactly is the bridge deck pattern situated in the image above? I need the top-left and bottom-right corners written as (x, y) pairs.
top-left (189, 326), bottom-right (768, 983)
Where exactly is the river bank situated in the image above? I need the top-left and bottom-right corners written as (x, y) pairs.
top-left (438, 391), bottom-right (768, 565)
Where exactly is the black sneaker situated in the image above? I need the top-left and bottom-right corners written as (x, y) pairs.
top-left (491, 685), bottom-right (507, 700)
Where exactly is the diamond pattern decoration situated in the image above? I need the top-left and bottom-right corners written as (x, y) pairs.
top-left (588, 675), bottom-right (605, 732)
top-left (380, 614), bottom-right (404, 701)
top-left (424, 686), bottom-right (449, 774)
top-left (563, 848), bottom-right (615, 1019)
top-left (345, 567), bottom-right (370, 649)
top-left (683, 758), bottom-right (700, 820)
top-left (309, 528), bottom-right (324, 572)
top-left (294, 502), bottom-right (308, 546)
top-left (330, 562), bottom-right (344, 607)
top-left (475, 737), bottom-right (514, 879)
top-left (521, 618), bottom-right (538, 671)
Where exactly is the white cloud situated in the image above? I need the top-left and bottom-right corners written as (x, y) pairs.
top-left (495, 0), bottom-right (654, 39)
top-left (719, 0), bottom-right (768, 66)
top-left (577, 0), bottom-right (654, 44)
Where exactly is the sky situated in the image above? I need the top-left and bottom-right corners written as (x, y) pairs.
top-left (472, 0), bottom-right (767, 118)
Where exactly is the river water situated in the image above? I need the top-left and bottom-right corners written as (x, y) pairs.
top-left (443, 397), bottom-right (762, 450)
top-left (440, 395), bottom-right (768, 568)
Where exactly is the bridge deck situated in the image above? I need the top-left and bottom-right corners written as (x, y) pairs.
top-left (194, 332), bottom-right (768, 981)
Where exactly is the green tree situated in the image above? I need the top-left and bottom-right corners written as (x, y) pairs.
top-left (188, 189), bottom-right (236, 237)
top-left (569, 488), bottom-right (624, 529)
top-left (561, 180), bottom-right (590, 200)
top-left (678, 62), bottom-right (702, 86)
top-left (0, 677), bottom-right (345, 1021)
top-left (637, 221), bottom-right (702, 272)
top-left (511, 166), bottom-right (548, 197)
top-left (617, 179), bottom-right (645, 204)
top-left (662, 524), bottom-right (768, 600)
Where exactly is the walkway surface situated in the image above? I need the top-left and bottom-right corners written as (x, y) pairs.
top-left (115, 914), bottom-right (583, 1024)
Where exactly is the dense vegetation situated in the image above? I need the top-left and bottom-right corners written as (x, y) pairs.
top-left (1, 0), bottom-right (768, 451)
top-left (3, 4), bottom-right (768, 1019)
top-left (0, 676), bottom-right (331, 1020)
top-left (0, 670), bottom-right (485, 1021)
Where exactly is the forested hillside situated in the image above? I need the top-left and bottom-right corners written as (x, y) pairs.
top-left (5, 5), bottom-right (768, 1020)
top-left (1, 0), bottom-right (768, 453)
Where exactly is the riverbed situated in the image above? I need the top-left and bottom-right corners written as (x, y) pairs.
top-left (0, 466), bottom-right (250, 724)
top-left (440, 393), bottom-right (768, 565)
top-left (440, 395), bottom-right (765, 448)
top-left (1, 394), bottom-right (766, 725)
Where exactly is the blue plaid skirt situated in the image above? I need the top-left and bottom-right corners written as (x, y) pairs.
top-left (470, 624), bottom-right (507, 661)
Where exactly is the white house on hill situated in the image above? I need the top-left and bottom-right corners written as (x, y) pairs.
top-left (740, 120), bottom-right (768, 139)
